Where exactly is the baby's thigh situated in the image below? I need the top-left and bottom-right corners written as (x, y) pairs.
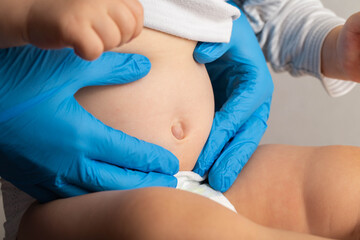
top-left (224, 144), bottom-right (360, 240)
top-left (18, 187), bottom-right (241, 240)
top-left (18, 189), bottom-right (145, 240)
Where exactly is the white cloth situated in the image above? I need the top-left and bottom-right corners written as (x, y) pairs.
top-left (235, 0), bottom-right (357, 97)
top-left (176, 171), bottom-right (236, 212)
top-left (1, 179), bottom-right (35, 240)
top-left (139, 0), bottom-right (240, 42)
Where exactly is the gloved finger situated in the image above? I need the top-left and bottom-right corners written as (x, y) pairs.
top-left (193, 42), bottom-right (230, 64)
top-left (72, 51), bottom-right (151, 87)
top-left (65, 97), bottom-right (179, 175)
top-left (41, 179), bottom-right (90, 199)
top-left (10, 174), bottom-right (90, 202)
top-left (88, 126), bottom-right (179, 175)
top-left (194, 6), bottom-right (262, 66)
top-left (215, 6), bottom-right (266, 66)
top-left (208, 100), bottom-right (271, 192)
top-left (32, 47), bottom-right (150, 89)
top-left (193, 70), bottom-right (266, 177)
top-left (67, 158), bottom-right (178, 191)
top-left (2, 46), bottom-right (151, 88)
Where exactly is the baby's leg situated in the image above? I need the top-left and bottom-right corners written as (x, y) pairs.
top-left (225, 144), bottom-right (360, 240)
top-left (18, 186), bottom-right (331, 240)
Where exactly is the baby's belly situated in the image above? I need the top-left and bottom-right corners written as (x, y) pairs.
top-left (75, 28), bottom-right (215, 171)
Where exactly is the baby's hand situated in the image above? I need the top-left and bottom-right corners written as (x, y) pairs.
top-left (336, 12), bottom-right (360, 82)
top-left (322, 12), bottom-right (360, 82)
top-left (24, 0), bottom-right (143, 60)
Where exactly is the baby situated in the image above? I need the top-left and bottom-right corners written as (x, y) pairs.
top-left (2, 0), bottom-right (360, 239)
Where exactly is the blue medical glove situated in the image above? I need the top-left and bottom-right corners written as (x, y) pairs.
top-left (0, 45), bottom-right (179, 203)
top-left (193, 4), bottom-right (273, 192)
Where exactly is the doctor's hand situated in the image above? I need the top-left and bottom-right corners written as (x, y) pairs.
top-left (0, 46), bottom-right (178, 203)
top-left (322, 12), bottom-right (360, 82)
top-left (193, 5), bottom-right (273, 192)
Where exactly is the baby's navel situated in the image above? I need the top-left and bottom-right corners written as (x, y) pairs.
top-left (171, 121), bottom-right (185, 140)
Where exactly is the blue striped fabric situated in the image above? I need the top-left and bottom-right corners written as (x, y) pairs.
top-left (236, 0), bottom-right (357, 97)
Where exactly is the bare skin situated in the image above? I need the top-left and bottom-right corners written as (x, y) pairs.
top-left (0, 0), bottom-right (144, 60)
top-left (17, 144), bottom-right (360, 240)
top-left (225, 145), bottom-right (360, 240)
top-left (321, 12), bottom-right (360, 82)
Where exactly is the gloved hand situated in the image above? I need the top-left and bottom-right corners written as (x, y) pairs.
top-left (193, 3), bottom-right (273, 192)
top-left (0, 45), bottom-right (178, 203)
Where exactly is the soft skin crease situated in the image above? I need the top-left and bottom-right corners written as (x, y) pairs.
top-left (75, 28), bottom-right (215, 171)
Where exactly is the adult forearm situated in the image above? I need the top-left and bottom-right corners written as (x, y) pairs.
top-left (0, 0), bottom-right (33, 48)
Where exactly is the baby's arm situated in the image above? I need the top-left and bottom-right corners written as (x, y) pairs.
top-left (238, 0), bottom-right (359, 94)
top-left (0, 0), bottom-right (143, 60)
top-left (321, 13), bottom-right (360, 82)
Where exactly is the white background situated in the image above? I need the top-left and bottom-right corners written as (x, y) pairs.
top-left (1, 0), bottom-right (359, 239)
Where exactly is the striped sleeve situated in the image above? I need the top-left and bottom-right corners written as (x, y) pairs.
top-left (233, 0), bottom-right (357, 97)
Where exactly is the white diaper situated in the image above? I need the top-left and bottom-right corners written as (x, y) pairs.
top-left (175, 171), bottom-right (237, 213)
top-left (1, 179), bottom-right (35, 240)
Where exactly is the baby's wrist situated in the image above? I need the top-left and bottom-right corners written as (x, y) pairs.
top-left (321, 26), bottom-right (346, 80)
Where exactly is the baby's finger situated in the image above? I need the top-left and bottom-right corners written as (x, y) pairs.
top-left (63, 23), bottom-right (104, 61)
top-left (91, 15), bottom-right (121, 51)
top-left (109, 1), bottom-right (141, 44)
top-left (121, 0), bottom-right (144, 39)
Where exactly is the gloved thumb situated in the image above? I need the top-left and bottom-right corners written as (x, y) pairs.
top-left (69, 51), bottom-right (151, 88)
top-left (193, 42), bottom-right (230, 64)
